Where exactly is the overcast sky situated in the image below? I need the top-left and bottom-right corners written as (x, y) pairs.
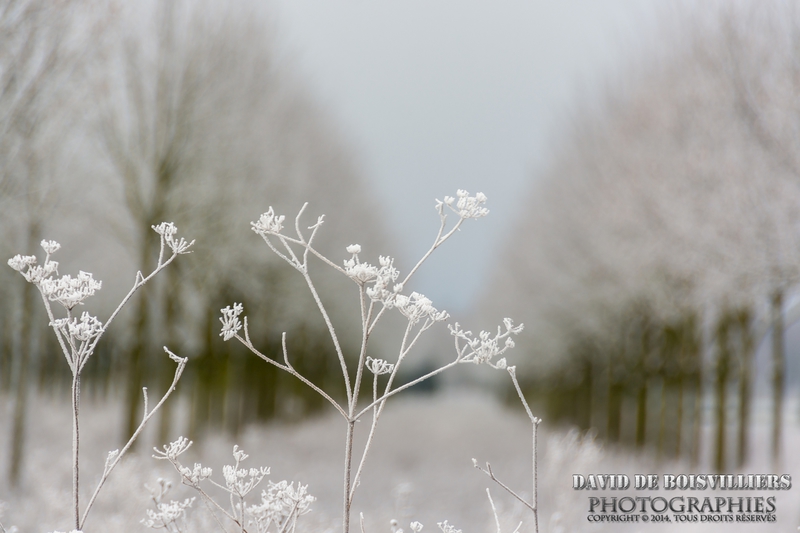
top-left (269, 0), bottom-right (659, 313)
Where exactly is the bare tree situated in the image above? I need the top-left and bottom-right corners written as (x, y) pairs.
top-left (480, 1), bottom-right (800, 468)
top-left (0, 0), bottom-right (101, 485)
top-left (94, 0), bottom-right (387, 441)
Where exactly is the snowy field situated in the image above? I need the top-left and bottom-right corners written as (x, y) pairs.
top-left (2, 391), bottom-right (800, 532)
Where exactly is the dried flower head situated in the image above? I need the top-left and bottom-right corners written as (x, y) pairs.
top-left (365, 357), bottom-right (395, 375)
top-left (251, 207), bottom-right (286, 236)
top-left (439, 189), bottom-right (489, 219)
top-left (395, 292), bottom-right (449, 324)
top-left (220, 303), bottom-right (244, 341)
top-left (450, 318), bottom-right (523, 366)
top-left (437, 521), bottom-right (462, 533)
top-left (40, 271), bottom-right (102, 310)
top-left (152, 222), bottom-right (194, 254)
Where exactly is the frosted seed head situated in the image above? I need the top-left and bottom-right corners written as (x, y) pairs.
top-left (438, 189), bottom-right (488, 219)
top-left (437, 521), bottom-right (462, 533)
top-left (40, 240), bottom-right (61, 254)
top-left (251, 207), bottom-right (285, 235)
top-left (366, 356), bottom-right (395, 375)
top-left (152, 222), bottom-right (177, 238)
top-left (41, 271), bottom-right (102, 309)
top-left (8, 254), bottom-right (36, 272)
top-left (219, 303), bottom-right (244, 341)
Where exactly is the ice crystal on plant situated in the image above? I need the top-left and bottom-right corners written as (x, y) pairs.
top-left (152, 222), bottom-right (195, 255)
top-left (153, 437), bottom-right (193, 461)
top-left (251, 207), bottom-right (286, 236)
top-left (344, 249), bottom-right (403, 307)
top-left (222, 463), bottom-right (270, 496)
top-left (450, 318), bottom-right (523, 366)
top-left (40, 240), bottom-right (61, 254)
top-left (180, 463), bottom-right (213, 486)
top-left (247, 480), bottom-right (315, 531)
top-left (7, 254), bottom-right (37, 272)
top-left (365, 255), bottom-right (402, 306)
top-left (438, 189), bottom-right (489, 219)
top-left (141, 498), bottom-right (194, 529)
top-left (365, 356), bottom-right (394, 375)
top-left (344, 259), bottom-right (379, 283)
top-left (222, 445), bottom-right (270, 497)
top-left (8, 253), bottom-right (59, 283)
top-left (219, 303), bottom-right (243, 341)
top-left (51, 312), bottom-right (103, 342)
top-left (410, 522), bottom-right (424, 533)
top-left (40, 271), bottom-right (102, 310)
top-left (151, 222), bottom-right (177, 239)
top-left (395, 292), bottom-right (448, 324)
top-left (437, 520), bottom-right (462, 533)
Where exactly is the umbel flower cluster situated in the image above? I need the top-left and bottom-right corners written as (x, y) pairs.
top-left (216, 190), bottom-right (529, 533)
top-left (5, 193), bottom-right (541, 533)
top-left (7, 223), bottom-right (193, 532)
top-left (152, 438), bottom-right (314, 532)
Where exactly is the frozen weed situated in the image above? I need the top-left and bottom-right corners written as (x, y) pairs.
top-left (151, 438), bottom-right (314, 532)
top-left (217, 190), bottom-right (526, 532)
top-left (7, 223), bottom-right (192, 531)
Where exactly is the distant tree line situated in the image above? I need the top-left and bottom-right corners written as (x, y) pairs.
top-left (0, 0), bottom-right (388, 485)
top-left (483, 3), bottom-right (800, 471)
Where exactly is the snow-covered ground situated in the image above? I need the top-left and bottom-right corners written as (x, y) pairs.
top-left (2, 391), bottom-right (799, 532)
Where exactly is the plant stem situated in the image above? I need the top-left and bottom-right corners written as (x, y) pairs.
top-left (343, 419), bottom-right (355, 533)
top-left (72, 372), bottom-right (81, 530)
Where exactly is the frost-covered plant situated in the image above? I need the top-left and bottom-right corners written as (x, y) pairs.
top-left (142, 478), bottom-right (195, 532)
top-left (220, 190), bottom-right (523, 533)
top-left (7, 223), bottom-right (192, 531)
top-left (151, 438), bottom-right (314, 533)
top-left (436, 520), bottom-right (462, 533)
top-left (473, 366), bottom-right (541, 533)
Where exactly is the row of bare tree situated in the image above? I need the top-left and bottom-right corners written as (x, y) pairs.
top-left (483, 3), bottom-right (800, 471)
top-left (0, 0), bottom-right (387, 486)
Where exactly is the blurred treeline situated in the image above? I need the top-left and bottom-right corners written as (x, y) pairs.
top-left (484, 3), bottom-right (800, 471)
top-left (0, 0), bottom-right (389, 484)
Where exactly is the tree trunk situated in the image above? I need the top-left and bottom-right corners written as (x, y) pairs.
top-left (606, 356), bottom-right (622, 442)
top-left (123, 229), bottom-right (157, 444)
top-left (9, 275), bottom-right (35, 486)
top-left (158, 264), bottom-right (180, 445)
top-left (770, 290), bottom-right (785, 465)
top-left (634, 380), bottom-right (648, 448)
top-left (9, 223), bottom-right (41, 486)
top-left (736, 307), bottom-right (753, 468)
top-left (714, 314), bottom-right (731, 473)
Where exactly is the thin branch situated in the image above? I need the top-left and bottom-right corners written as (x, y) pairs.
top-left (233, 331), bottom-right (347, 418)
top-left (79, 349), bottom-right (187, 529)
top-left (300, 264), bottom-right (353, 406)
top-left (94, 248), bottom-right (181, 350)
top-left (355, 355), bottom-right (462, 420)
top-left (350, 285), bottom-right (370, 412)
top-left (486, 488), bottom-right (501, 533)
top-left (37, 288), bottom-right (71, 367)
top-left (473, 462), bottom-right (535, 513)
top-left (348, 372), bottom-right (381, 503)
top-left (400, 215), bottom-right (464, 288)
